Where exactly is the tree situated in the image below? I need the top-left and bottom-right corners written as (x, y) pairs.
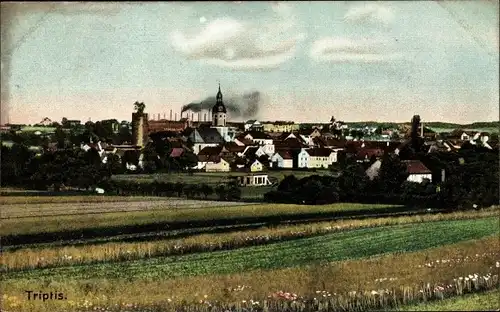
top-left (339, 162), bottom-right (369, 200)
top-left (375, 154), bottom-right (409, 194)
top-left (178, 151), bottom-right (198, 171)
top-left (105, 154), bottom-right (122, 175)
top-left (54, 126), bottom-right (67, 149)
top-left (61, 117), bottom-right (69, 128)
top-left (174, 182), bottom-right (184, 197)
top-left (134, 101), bottom-right (146, 114)
top-left (215, 184), bottom-right (227, 200)
top-left (200, 183), bottom-right (213, 199)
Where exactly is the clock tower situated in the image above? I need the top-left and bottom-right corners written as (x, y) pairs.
top-left (212, 83), bottom-right (227, 127)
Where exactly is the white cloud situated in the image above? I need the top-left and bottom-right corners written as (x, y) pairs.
top-left (344, 3), bottom-right (394, 26)
top-left (310, 37), bottom-right (403, 64)
top-left (170, 4), bottom-right (304, 71)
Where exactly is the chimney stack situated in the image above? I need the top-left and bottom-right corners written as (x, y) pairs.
top-left (421, 122), bottom-right (424, 137)
top-left (158, 113), bottom-right (160, 120)
top-left (170, 109), bottom-right (172, 121)
top-left (163, 113), bottom-right (166, 119)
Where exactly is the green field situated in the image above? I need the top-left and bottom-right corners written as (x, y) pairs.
top-left (1, 202), bottom-right (400, 237)
top-left (428, 126), bottom-right (499, 134)
top-left (2, 195), bottom-right (498, 312)
top-left (113, 170), bottom-right (331, 185)
top-left (397, 288), bottom-right (500, 311)
top-left (4, 217), bottom-right (498, 281)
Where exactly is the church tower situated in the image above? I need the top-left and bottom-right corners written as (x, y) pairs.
top-left (212, 84), bottom-right (227, 127)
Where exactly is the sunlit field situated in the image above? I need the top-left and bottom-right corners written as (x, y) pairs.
top-left (1, 197), bottom-right (498, 312)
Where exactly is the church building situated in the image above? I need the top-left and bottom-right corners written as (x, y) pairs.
top-left (211, 84), bottom-right (235, 142)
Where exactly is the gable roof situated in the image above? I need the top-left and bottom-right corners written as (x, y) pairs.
top-left (314, 137), bottom-right (347, 148)
top-left (403, 160), bottom-right (432, 174)
top-left (274, 138), bottom-right (305, 150)
top-left (245, 130), bottom-right (272, 140)
top-left (305, 147), bottom-right (334, 157)
top-left (192, 128), bottom-right (223, 143)
top-left (170, 147), bottom-right (184, 158)
top-left (198, 145), bottom-right (224, 156)
top-left (277, 150), bottom-right (293, 159)
top-left (355, 148), bottom-right (384, 160)
top-left (223, 142), bottom-right (246, 153)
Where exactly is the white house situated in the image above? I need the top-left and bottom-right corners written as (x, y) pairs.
top-left (238, 174), bottom-right (272, 186)
top-left (255, 144), bottom-right (275, 157)
top-left (244, 132), bottom-right (273, 146)
top-left (244, 120), bottom-right (263, 131)
top-left (297, 148), bottom-right (310, 168)
top-left (250, 159), bottom-right (264, 172)
top-left (270, 151), bottom-right (293, 169)
top-left (403, 160), bottom-right (432, 183)
top-left (305, 148), bottom-right (336, 169)
top-left (205, 158), bottom-right (230, 172)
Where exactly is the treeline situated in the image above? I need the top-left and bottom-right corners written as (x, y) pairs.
top-left (1, 145), bottom-right (109, 191)
top-left (1, 144), bottom-right (240, 201)
top-left (266, 144), bottom-right (499, 210)
top-left (98, 179), bottom-right (241, 201)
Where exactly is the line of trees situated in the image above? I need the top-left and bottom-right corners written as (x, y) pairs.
top-left (1, 143), bottom-right (241, 201)
top-left (266, 144), bottom-right (499, 210)
top-left (1, 144), bottom-right (109, 191)
top-left (97, 179), bottom-right (241, 201)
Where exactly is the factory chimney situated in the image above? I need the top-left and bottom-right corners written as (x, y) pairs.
top-left (170, 109), bottom-right (172, 121)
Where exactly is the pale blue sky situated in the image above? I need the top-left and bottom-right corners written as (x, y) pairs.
top-left (3, 1), bottom-right (499, 124)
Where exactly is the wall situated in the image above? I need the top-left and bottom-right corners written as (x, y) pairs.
top-left (407, 174), bottom-right (432, 183)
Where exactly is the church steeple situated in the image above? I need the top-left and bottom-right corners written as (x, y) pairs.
top-left (216, 83), bottom-right (223, 103)
top-left (212, 83), bottom-right (227, 127)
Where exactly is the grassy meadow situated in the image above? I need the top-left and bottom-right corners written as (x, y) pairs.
top-left (113, 170), bottom-right (332, 185)
top-left (1, 196), bottom-right (499, 312)
top-left (396, 288), bottom-right (500, 311)
top-left (112, 170), bottom-right (333, 200)
top-left (1, 201), bottom-right (402, 237)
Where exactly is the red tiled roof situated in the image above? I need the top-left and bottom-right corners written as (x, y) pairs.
top-left (224, 142), bottom-right (246, 153)
top-left (274, 138), bottom-right (305, 149)
top-left (403, 160), bottom-right (432, 174)
top-left (277, 150), bottom-right (293, 159)
top-left (198, 146), bottom-right (223, 156)
top-left (170, 148), bottom-right (184, 158)
top-left (355, 148), bottom-right (384, 160)
top-left (306, 148), bottom-right (333, 157)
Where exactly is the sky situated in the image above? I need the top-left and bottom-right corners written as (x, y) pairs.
top-left (1, 1), bottom-right (499, 125)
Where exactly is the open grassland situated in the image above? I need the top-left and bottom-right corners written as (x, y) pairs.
top-left (3, 208), bottom-right (498, 272)
top-left (396, 288), bottom-right (500, 311)
top-left (1, 202), bottom-right (400, 237)
top-left (428, 126), bottom-right (499, 134)
top-left (113, 170), bottom-right (332, 185)
top-left (0, 195), bottom-right (188, 205)
top-left (1, 236), bottom-right (498, 312)
top-left (1, 198), bottom-right (250, 219)
top-left (4, 217), bottom-right (498, 281)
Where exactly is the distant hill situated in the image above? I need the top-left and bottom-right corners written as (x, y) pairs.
top-left (345, 121), bottom-right (498, 129)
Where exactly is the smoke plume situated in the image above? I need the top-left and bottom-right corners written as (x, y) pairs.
top-left (1, 2), bottom-right (125, 125)
top-left (181, 90), bottom-right (262, 120)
